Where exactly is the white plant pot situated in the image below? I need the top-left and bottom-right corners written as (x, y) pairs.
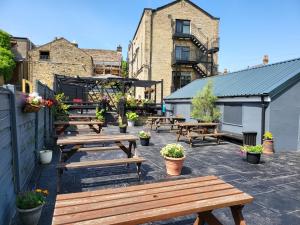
top-left (128, 120), bottom-right (135, 127)
top-left (39, 150), bottom-right (52, 164)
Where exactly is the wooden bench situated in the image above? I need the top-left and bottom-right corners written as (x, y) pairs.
top-left (52, 176), bottom-right (253, 225)
top-left (188, 132), bottom-right (226, 147)
top-left (56, 157), bottom-right (145, 193)
top-left (54, 121), bottom-right (103, 135)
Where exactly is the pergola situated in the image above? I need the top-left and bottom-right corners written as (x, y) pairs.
top-left (54, 74), bottom-right (163, 111)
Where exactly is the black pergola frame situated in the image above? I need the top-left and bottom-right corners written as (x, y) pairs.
top-left (54, 74), bottom-right (164, 111)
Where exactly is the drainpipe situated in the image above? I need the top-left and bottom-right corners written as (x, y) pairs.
top-left (149, 10), bottom-right (153, 81)
top-left (261, 94), bottom-right (269, 144)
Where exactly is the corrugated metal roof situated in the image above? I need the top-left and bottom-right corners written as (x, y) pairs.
top-left (165, 58), bottom-right (300, 100)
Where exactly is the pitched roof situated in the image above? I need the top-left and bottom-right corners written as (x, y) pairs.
top-left (82, 49), bottom-right (122, 65)
top-left (165, 57), bottom-right (300, 100)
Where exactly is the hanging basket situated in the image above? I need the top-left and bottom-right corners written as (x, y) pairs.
top-left (23, 103), bottom-right (41, 113)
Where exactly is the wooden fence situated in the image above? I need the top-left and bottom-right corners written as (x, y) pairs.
top-left (0, 81), bottom-right (54, 225)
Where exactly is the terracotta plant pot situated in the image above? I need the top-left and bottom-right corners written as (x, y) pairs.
top-left (263, 139), bottom-right (274, 154)
top-left (164, 156), bottom-right (185, 176)
top-left (17, 204), bottom-right (44, 225)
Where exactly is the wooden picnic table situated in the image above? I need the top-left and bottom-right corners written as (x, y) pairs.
top-left (54, 121), bottom-right (103, 135)
top-left (52, 175), bottom-right (253, 225)
top-left (147, 116), bottom-right (186, 132)
top-left (177, 122), bottom-right (224, 147)
top-left (56, 134), bottom-right (144, 192)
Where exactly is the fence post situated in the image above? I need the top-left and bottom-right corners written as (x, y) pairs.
top-left (4, 84), bottom-right (21, 192)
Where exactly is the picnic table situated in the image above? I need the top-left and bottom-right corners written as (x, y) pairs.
top-left (54, 121), bottom-right (103, 135)
top-left (52, 175), bottom-right (253, 225)
top-left (147, 116), bottom-right (186, 132)
top-left (177, 122), bottom-right (225, 147)
top-left (56, 134), bottom-right (144, 192)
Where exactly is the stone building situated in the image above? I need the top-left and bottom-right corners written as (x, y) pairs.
top-left (28, 37), bottom-right (122, 89)
top-left (10, 36), bottom-right (35, 85)
top-left (128, 0), bottom-right (219, 101)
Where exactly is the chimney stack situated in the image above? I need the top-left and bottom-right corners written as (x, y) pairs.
top-left (117, 45), bottom-right (122, 53)
top-left (263, 55), bottom-right (269, 65)
top-left (71, 40), bottom-right (78, 47)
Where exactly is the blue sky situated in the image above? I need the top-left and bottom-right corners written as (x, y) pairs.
top-left (1, 0), bottom-right (300, 72)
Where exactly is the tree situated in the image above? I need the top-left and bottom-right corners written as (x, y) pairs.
top-left (191, 80), bottom-right (221, 122)
top-left (0, 30), bottom-right (15, 82)
top-left (121, 60), bottom-right (128, 77)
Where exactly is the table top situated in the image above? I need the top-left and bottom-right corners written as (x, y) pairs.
top-left (52, 176), bottom-right (253, 225)
top-left (177, 122), bottom-right (219, 127)
top-left (148, 116), bottom-right (185, 120)
top-left (57, 134), bottom-right (138, 145)
top-left (68, 114), bottom-right (97, 118)
top-left (54, 121), bottom-right (103, 125)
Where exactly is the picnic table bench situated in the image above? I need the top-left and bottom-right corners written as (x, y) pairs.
top-left (52, 175), bottom-right (253, 225)
top-left (56, 134), bottom-right (144, 192)
top-left (68, 114), bottom-right (97, 121)
top-left (54, 120), bottom-right (103, 135)
top-left (147, 116), bottom-right (186, 132)
top-left (177, 122), bottom-right (225, 147)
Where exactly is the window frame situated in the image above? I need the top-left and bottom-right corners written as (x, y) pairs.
top-left (39, 51), bottom-right (50, 60)
top-left (172, 71), bottom-right (192, 91)
top-left (175, 19), bottom-right (191, 34)
top-left (175, 46), bottom-right (190, 61)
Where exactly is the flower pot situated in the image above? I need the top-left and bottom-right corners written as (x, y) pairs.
top-left (23, 103), bottom-right (41, 113)
top-left (17, 204), bottom-right (44, 225)
top-left (246, 152), bottom-right (261, 164)
top-left (119, 126), bottom-right (127, 133)
top-left (164, 156), bottom-right (185, 176)
top-left (263, 139), bottom-right (274, 154)
top-left (140, 137), bottom-right (150, 146)
top-left (128, 120), bottom-right (135, 127)
top-left (39, 150), bottom-right (52, 164)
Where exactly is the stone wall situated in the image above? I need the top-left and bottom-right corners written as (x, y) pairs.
top-left (128, 0), bottom-right (219, 102)
top-left (28, 38), bottom-right (93, 89)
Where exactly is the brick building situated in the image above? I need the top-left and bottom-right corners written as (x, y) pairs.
top-left (128, 0), bottom-right (219, 101)
top-left (28, 37), bottom-right (122, 89)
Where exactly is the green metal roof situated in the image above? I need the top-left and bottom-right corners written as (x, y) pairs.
top-left (165, 58), bottom-right (300, 100)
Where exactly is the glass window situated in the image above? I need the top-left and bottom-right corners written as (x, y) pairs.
top-left (40, 51), bottom-right (50, 60)
top-left (175, 46), bottom-right (190, 61)
top-left (223, 104), bottom-right (243, 125)
top-left (172, 72), bottom-right (191, 91)
top-left (175, 20), bottom-right (190, 34)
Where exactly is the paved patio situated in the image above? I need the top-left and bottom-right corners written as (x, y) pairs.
top-left (36, 125), bottom-right (300, 225)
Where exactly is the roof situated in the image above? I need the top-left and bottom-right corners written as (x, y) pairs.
top-left (82, 49), bottom-right (122, 65)
top-left (131, 0), bottom-right (219, 41)
top-left (165, 57), bottom-right (300, 100)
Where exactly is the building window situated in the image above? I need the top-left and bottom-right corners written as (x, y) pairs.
top-left (39, 51), bottom-right (50, 60)
top-left (223, 104), bottom-right (243, 126)
top-left (176, 20), bottom-right (190, 34)
top-left (175, 46), bottom-right (190, 61)
top-left (172, 72), bottom-right (191, 91)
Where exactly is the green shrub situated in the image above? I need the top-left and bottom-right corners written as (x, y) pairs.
top-left (191, 80), bottom-right (220, 122)
top-left (126, 111), bottom-right (139, 121)
top-left (139, 131), bottom-right (151, 139)
top-left (0, 30), bottom-right (15, 82)
top-left (52, 93), bottom-right (69, 120)
top-left (95, 107), bottom-right (105, 122)
top-left (160, 143), bottom-right (185, 158)
top-left (241, 145), bottom-right (263, 154)
top-left (16, 189), bottom-right (48, 210)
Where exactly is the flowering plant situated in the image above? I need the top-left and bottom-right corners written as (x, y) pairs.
top-left (44, 99), bottom-right (55, 108)
top-left (26, 92), bottom-right (43, 106)
top-left (16, 189), bottom-right (48, 209)
top-left (263, 131), bottom-right (273, 140)
top-left (160, 143), bottom-right (185, 158)
top-left (139, 131), bottom-right (151, 139)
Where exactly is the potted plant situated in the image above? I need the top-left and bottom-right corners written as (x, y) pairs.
top-left (139, 131), bottom-right (151, 146)
top-left (241, 145), bottom-right (263, 164)
top-left (23, 92), bottom-right (43, 113)
top-left (118, 116), bottom-right (127, 133)
top-left (39, 149), bottom-right (52, 164)
top-left (16, 189), bottom-right (48, 225)
top-left (160, 143), bottom-right (185, 176)
top-left (126, 111), bottom-right (139, 127)
top-left (263, 131), bottom-right (274, 154)
top-left (95, 107), bottom-right (105, 123)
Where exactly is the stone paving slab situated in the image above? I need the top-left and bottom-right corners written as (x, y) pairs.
top-left (35, 125), bottom-right (300, 225)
